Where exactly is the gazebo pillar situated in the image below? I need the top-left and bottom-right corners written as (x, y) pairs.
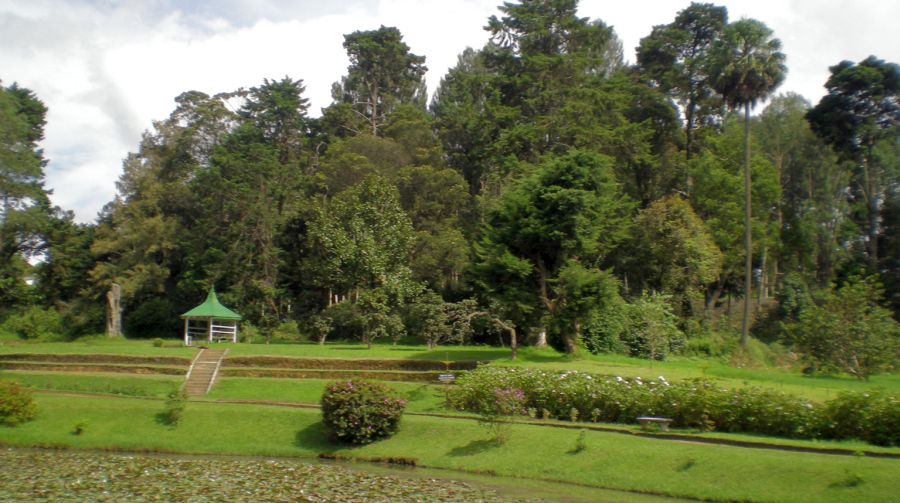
top-left (183, 318), bottom-right (190, 346)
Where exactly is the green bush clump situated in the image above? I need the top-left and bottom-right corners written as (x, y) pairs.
top-left (448, 367), bottom-right (897, 445)
top-left (0, 380), bottom-right (38, 426)
top-left (816, 390), bottom-right (899, 446)
top-left (0, 306), bottom-right (65, 340)
top-left (321, 379), bottom-right (407, 444)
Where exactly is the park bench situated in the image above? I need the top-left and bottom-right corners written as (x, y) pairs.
top-left (636, 416), bottom-right (673, 432)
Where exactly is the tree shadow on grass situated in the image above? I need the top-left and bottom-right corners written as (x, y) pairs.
top-left (447, 438), bottom-right (501, 457)
top-left (295, 421), bottom-right (339, 454)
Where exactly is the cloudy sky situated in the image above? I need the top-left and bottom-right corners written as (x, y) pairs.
top-left (2, 0), bottom-right (898, 222)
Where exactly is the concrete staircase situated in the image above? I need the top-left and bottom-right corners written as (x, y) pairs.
top-left (182, 349), bottom-right (227, 397)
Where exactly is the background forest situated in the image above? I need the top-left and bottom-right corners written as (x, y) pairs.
top-left (2, 1), bottom-right (898, 378)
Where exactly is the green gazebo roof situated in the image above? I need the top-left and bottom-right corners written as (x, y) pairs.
top-left (181, 288), bottom-right (242, 320)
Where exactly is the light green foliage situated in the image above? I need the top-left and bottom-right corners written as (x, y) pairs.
top-left (404, 290), bottom-right (452, 349)
top-left (0, 379), bottom-right (37, 426)
top-left (689, 115), bottom-right (780, 279)
top-left (620, 293), bottom-right (684, 361)
top-left (307, 175), bottom-right (414, 295)
top-left (789, 277), bottom-right (899, 380)
top-left (628, 196), bottom-right (723, 308)
top-left (271, 320), bottom-right (302, 343)
top-left (0, 306), bottom-right (64, 340)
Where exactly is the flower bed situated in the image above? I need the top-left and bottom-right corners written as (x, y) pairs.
top-left (447, 367), bottom-right (899, 446)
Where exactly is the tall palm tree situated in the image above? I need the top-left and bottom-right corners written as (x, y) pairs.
top-left (711, 19), bottom-right (786, 348)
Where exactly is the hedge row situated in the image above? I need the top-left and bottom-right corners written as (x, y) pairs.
top-left (447, 367), bottom-right (899, 446)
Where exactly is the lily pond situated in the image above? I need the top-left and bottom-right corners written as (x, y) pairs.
top-left (0, 448), bottom-right (520, 502)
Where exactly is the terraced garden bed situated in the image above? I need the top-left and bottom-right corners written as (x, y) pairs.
top-left (224, 356), bottom-right (480, 371)
top-left (0, 353), bottom-right (191, 366)
top-left (0, 362), bottom-right (187, 375)
top-left (221, 368), bottom-right (447, 383)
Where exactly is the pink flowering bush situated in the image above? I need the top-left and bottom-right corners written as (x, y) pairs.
top-left (476, 387), bottom-right (527, 443)
top-left (320, 380), bottom-right (407, 444)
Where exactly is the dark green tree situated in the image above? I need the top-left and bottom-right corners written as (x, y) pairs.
top-left (637, 2), bottom-right (728, 162)
top-left (807, 56), bottom-right (900, 272)
top-left (0, 82), bottom-right (50, 311)
top-left (475, 150), bottom-right (633, 353)
top-left (757, 93), bottom-right (851, 288)
top-left (334, 26), bottom-right (427, 136)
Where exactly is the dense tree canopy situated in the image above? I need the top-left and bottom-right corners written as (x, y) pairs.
top-left (1, 0), bottom-right (897, 373)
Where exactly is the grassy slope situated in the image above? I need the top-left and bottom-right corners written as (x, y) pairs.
top-left (205, 378), bottom-right (451, 414)
top-left (3, 394), bottom-right (896, 503)
top-left (0, 371), bottom-right (181, 398)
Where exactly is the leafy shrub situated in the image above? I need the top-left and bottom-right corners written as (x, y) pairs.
top-left (477, 387), bottom-right (527, 443)
top-left (157, 389), bottom-right (187, 427)
top-left (788, 276), bottom-right (899, 380)
top-left (271, 320), bottom-right (302, 343)
top-left (619, 293), bottom-right (683, 360)
top-left (152, 338), bottom-right (165, 347)
top-left (238, 323), bottom-right (263, 344)
top-left (321, 380), bottom-right (406, 444)
top-left (683, 330), bottom-right (738, 358)
top-left (816, 390), bottom-right (899, 446)
top-left (582, 305), bottom-right (627, 354)
top-left (0, 380), bottom-right (38, 426)
top-left (0, 306), bottom-right (65, 340)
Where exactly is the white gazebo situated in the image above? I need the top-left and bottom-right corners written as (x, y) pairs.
top-left (181, 288), bottom-right (242, 345)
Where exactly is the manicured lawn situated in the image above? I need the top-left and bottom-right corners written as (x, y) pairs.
top-left (0, 371), bottom-right (181, 398)
top-left (3, 394), bottom-right (897, 503)
top-left (205, 377), bottom-right (451, 414)
top-left (0, 338), bottom-right (196, 358)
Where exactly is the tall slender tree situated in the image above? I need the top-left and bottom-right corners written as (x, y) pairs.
top-left (710, 19), bottom-right (785, 347)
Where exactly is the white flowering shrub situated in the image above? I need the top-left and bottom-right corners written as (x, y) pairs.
top-left (447, 367), bottom-right (898, 445)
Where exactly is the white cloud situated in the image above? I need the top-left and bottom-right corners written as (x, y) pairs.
top-left (1, 0), bottom-right (897, 222)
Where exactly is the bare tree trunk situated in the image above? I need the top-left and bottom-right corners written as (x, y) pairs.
top-left (106, 283), bottom-right (123, 337)
top-left (741, 103), bottom-right (752, 349)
